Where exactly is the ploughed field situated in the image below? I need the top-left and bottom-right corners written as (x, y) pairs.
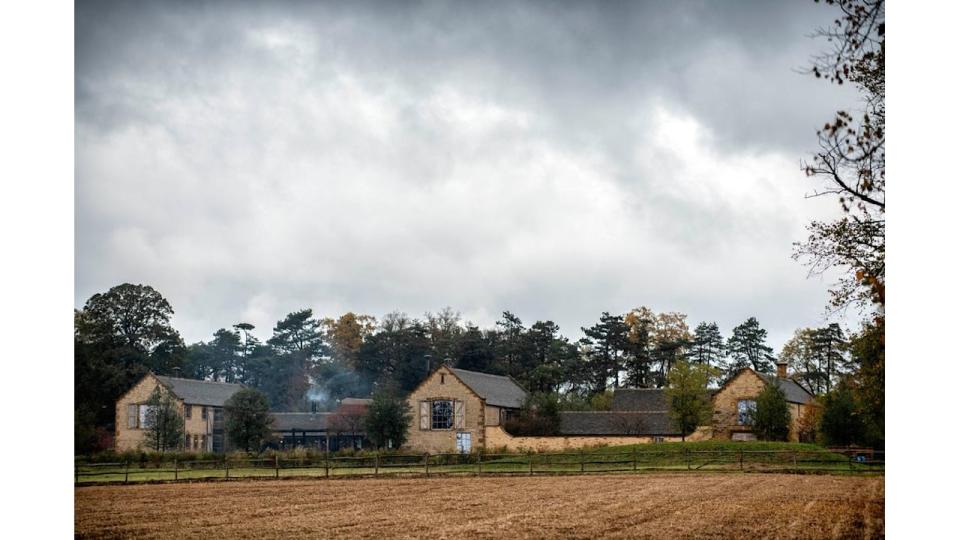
top-left (75, 473), bottom-right (883, 539)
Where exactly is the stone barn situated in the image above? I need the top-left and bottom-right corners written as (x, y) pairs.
top-left (405, 365), bottom-right (527, 453)
top-left (711, 362), bottom-right (816, 442)
top-left (115, 373), bottom-right (245, 453)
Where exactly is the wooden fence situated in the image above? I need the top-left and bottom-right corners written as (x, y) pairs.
top-left (75, 448), bottom-right (884, 485)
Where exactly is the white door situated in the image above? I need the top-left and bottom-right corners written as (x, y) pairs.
top-left (456, 432), bottom-right (472, 453)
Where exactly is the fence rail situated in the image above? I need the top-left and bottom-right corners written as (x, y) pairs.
top-left (75, 448), bottom-right (884, 485)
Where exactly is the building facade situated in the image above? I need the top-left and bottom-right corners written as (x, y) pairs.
top-left (115, 373), bottom-right (244, 453)
top-left (711, 363), bottom-right (816, 442)
top-left (405, 366), bottom-right (526, 453)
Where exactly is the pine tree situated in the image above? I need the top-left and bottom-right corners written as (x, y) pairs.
top-left (810, 323), bottom-right (847, 394)
top-left (689, 322), bottom-right (725, 369)
top-left (581, 312), bottom-right (630, 392)
top-left (726, 317), bottom-right (775, 375)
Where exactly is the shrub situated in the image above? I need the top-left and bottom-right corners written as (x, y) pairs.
top-left (504, 393), bottom-right (561, 436)
top-left (753, 383), bottom-right (791, 441)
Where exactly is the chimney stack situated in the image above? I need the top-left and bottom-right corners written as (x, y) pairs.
top-left (776, 361), bottom-right (787, 379)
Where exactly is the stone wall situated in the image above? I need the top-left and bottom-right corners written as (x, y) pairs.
top-left (115, 374), bottom-right (185, 451)
top-left (405, 366), bottom-right (486, 453)
top-left (116, 374), bottom-right (218, 452)
top-left (712, 370), bottom-right (809, 442)
top-left (484, 425), bottom-right (712, 453)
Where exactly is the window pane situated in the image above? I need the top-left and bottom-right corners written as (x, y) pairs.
top-left (737, 400), bottom-right (756, 425)
top-left (431, 400), bottom-right (453, 430)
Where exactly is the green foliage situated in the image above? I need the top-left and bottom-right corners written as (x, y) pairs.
top-left (504, 392), bottom-right (561, 436)
top-left (589, 390), bottom-right (613, 411)
top-left (664, 361), bottom-right (715, 440)
top-left (725, 317), bottom-right (775, 375)
top-left (819, 382), bottom-right (864, 447)
top-left (225, 388), bottom-right (273, 452)
top-left (753, 384), bottom-right (791, 441)
top-left (363, 391), bottom-right (413, 449)
top-left (74, 284), bottom-right (186, 454)
top-left (143, 388), bottom-right (185, 452)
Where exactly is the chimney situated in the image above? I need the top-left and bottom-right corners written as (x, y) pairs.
top-left (776, 361), bottom-right (787, 379)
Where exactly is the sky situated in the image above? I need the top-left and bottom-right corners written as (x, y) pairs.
top-left (75, 0), bottom-right (861, 351)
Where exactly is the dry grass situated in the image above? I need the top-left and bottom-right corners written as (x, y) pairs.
top-left (75, 473), bottom-right (883, 539)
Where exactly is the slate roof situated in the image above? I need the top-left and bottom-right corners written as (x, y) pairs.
top-left (270, 412), bottom-right (330, 432)
top-left (760, 374), bottom-right (815, 404)
top-left (611, 388), bottom-right (669, 411)
top-left (559, 411), bottom-right (681, 436)
top-left (449, 368), bottom-right (527, 409)
top-left (155, 376), bottom-right (244, 407)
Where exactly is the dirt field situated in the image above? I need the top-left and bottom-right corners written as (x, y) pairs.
top-left (75, 473), bottom-right (884, 539)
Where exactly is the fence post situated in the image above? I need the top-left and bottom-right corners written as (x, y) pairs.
top-left (580, 449), bottom-right (585, 473)
top-left (738, 450), bottom-right (743, 471)
top-left (792, 452), bottom-right (797, 469)
top-left (375, 452), bottom-right (380, 476)
top-left (75, 464), bottom-right (79, 484)
top-left (325, 451), bottom-right (330, 478)
top-left (529, 452), bottom-right (534, 476)
top-left (224, 456), bottom-right (229, 479)
top-left (633, 447), bottom-right (637, 472)
top-left (685, 448), bottom-right (690, 471)
top-left (476, 452), bottom-right (482, 476)
top-left (124, 462), bottom-right (129, 484)
top-left (174, 458), bottom-right (178, 481)
top-left (425, 453), bottom-right (430, 477)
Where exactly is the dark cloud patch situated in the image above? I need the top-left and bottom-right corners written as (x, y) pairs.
top-left (76, 0), bottom-right (856, 350)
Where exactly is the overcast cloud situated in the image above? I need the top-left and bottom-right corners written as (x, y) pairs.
top-left (76, 0), bottom-right (859, 351)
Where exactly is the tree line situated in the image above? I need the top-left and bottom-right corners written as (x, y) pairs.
top-left (75, 282), bottom-right (859, 452)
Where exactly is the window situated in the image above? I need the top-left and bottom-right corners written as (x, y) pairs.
top-left (127, 404), bottom-right (138, 429)
top-left (653, 436), bottom-right (665, 443)
top-left (201, 406), bottom-right (208, 420)
top-left (737, 400), bottom-right (757, 425)
top-left (431, 400), bottom-right (454, 430)
top-left (185, 434), bottom-right (191, 449)
top-left (201, 435), bottom-right (207, 450)
top-left (440, 374), bottom-right (445, 384)
top-left (193, 434), bottom-right (199, 450)
top-left (139, 404), bottom-right (157, 429)
top-left (184, 405), bottom-right (192, 419)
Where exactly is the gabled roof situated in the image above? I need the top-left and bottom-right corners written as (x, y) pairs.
top-left (270, 412), bottom-right (329, 432)
top-left (759, 374), bottom-right (815, 405)
top-left (448, 367), bottom-right (527, 409)
top-left (559, 411), bottom-right (680, 436)
top-left (611, 388), bottom-right (669, 411)
top-left (155, 376), bottom-right (245, 407)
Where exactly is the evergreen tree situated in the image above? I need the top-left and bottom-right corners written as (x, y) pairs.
top-left (689, 322), bottom-right (725, 369)
top-left (753, 383), bottom-right (791, 441)
top-left (224, 388), bottom-right (273, 452)
top-left (581, 312), bottom-right (630, 392)
top-left (726, 317), bottom-right (775, 375)
top-left (819, 381), bottom-right (865, 446)
top-left (363, 391), bottom-right (413, 449)
top-left (454, 325), bottom-right (497, 372)
top-left (494, 311), bottom-right (530, 379)
top-left (811, 323), bottom-right (847, 394)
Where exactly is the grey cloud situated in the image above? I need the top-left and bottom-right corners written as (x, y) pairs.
top-left (76, 0), bottom-right (858, 351)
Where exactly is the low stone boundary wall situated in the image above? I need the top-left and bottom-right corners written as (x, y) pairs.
top-left (484, 425), bottom-right (712, 453)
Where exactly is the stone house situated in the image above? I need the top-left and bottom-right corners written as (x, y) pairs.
top-left (405, 365), bottom-right (526, 453)
top-left (115, 373), bottom-right (244, 453)
top-left (711, 362), bottom-right (816, 442)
